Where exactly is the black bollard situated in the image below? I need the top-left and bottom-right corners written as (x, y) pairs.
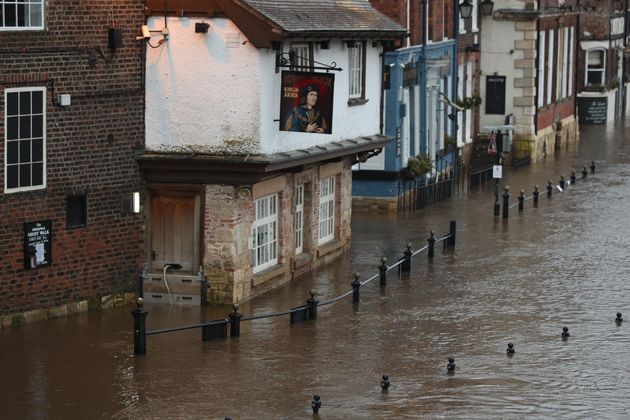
top-left (570, 171), bottom-right (576, 185)
top-left (448, 220), bottom-right (457, 247)
top-left (562, 326), bottom-right (570, 338)
top-left (380, 374), bottom-right (390, 390)
top-left (615, 312), bottom-right (623, 324)
top-left (547, 180), bottom-right (553, 198)
top-left (427, 231), bottom-right (436, 259)
top-left (311, 395), bottom-right (321, 414)
top-left (582, 166), bottom-right (588, 178)
top-left (447, 357), bottom-right (456, 372)
top-left (225, 417), bottom-right (232, 420)
top-left (379, 256), bottom-right (388, 286)
top-left (402, 243), bottom-right (412, 272)
top-left (559, 175), bottom-right (565, 190)
top-left (502, 186), bottom-right (510, 219)
top-left (351, 273), bottom-right (361, 303)
top-left (533, 185), bottom-right (539, 207)
top-left (228, 303), bottom-right (243, 337)
top-left (132, 297), bottom-right (148, 355)
top-left (590, 160), bottom-right (596, 173)
top-left (518, 190), bottom-right (525, 211)
top-left (306, 289), bottom-right (319, 320)
top-left (506, 342), bottom-right (515, 354)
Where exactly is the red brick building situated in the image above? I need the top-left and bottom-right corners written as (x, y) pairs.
top-left (0, 0), bottom-right (145, 325)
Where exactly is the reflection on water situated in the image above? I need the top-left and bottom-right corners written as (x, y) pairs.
top-left (2, 121), bottom-right (630, 418)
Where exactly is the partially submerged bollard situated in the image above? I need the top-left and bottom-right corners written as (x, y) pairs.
top-left (229, 303), bottom-right (243, 337)
top-left (502, 186), bottom-right (510, 219)
top-left (447, 357), bottom-right (456, 372)
top-left (380, 374), bottom-right (390, 390)
top-left (379, 257), bottom-right (388, 286)
top-left (559, 175), bottom-right (566, 190)
top-left (570, 171), bottom-right (576, 185)
top-left (506, 342), bottom-right (515, 355)
top-left (132, 297), bottom-right (148, 355)
top-left (615, 312), bottom-right (623, 324)
top-left (427, 231), bottom-right (436, 259)
top-left (351, 273), bottom-right (361, 303)
top-left (518, 190), bottom-right (525, 211)
top-left (547, 180), bottom-right (553, 198)
top-left (402, 243), bottom-right (412, 272)
top-left (590, 160), bottom-right (596, 173)
top-left (582, 166), bottom-right (588, 178)
top-left (306, 289), bottom-right (319, 320)
top-left (533, 185), bottom-right (539, 207)
top-left (311, 395), bottom-right (321, 414)
top-left (562, 326), bottom-right (570, 339)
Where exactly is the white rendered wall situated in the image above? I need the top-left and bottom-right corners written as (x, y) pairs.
top-left (479, 19), bottom-right (521, 129)
top-left (146, 17), bottom-right (382, 155)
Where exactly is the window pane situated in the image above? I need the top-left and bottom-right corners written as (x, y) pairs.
top-left (588, 50), bottom-right (603, 66)
top-left (19, 163), bottom-right (31, 187)
top-left (32, 138), bottom-right (43, 161)
top-left (7, 165), bottom-right (19, 189)
top-left (19, 91), bottom-right (31, 114)
top-left (19, 139), bottom-right (31, 163)
top-left (20, 115), bottom-right (31, 138)
top-left (7, 116), bottom-right (18, 140)
top-left (32, 90), bottom-right (43, 113)
top-left (30, 4), bottom-right (42, 27)
top-left (32, 163), bottom-right (43, 186)
top-left (4, 4), bottom-right (16, 27)
top-left (32, 115), bottom-right (42, 137)
top-left (16, 3), bottom-right (25, 26)
top-left (7, 141), bottom-right (18, 164)
top-left (7, 92), bottom-right (18, 116)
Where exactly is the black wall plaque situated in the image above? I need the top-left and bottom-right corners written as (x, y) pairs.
top-left (383, 64), bottom-right (391, 90)
top-left (485, 75), bottom-right (506, 115)
top-left (577, 97), bottom-right (608, 125)
top-left (403, 62), bottom-right (418, 88)
top-left (24, 220), bottom-right (52, 269)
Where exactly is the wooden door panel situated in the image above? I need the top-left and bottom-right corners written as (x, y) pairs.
top-left (151, 195), bottom-right (196, 272)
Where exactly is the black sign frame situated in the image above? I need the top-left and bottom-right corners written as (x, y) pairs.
top-left (24, 220), bottom-right (53, 269)
top-left (577, 97), bottom-right (608, 125)
top-left (485, 75), bottom-right (506, 115)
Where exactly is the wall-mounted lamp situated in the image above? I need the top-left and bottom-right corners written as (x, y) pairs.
top-left (195, 22), bottom-right (209, 33)
top-left (121, 192), bottom-right (141, 215)
top-left (136, 25), bottom-right (169, 47)
top-left (459, 0), bottom-right (473, 19)
top-left (133, 192), bottom-right (141, 214)
top-left (480, 0), bottom-right (495, 16)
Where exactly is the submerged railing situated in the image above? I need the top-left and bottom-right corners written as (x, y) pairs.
top-left (131, 221), bottom-right (457, 355)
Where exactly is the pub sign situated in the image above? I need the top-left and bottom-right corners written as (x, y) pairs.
top-left (280, 71), bottom-right (334, 134)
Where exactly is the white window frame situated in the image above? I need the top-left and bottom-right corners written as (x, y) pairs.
top-left (546, 29), bottom-right (554, 105)
top-left (4, 86), bottom-right (46, 193)
top-left (472, 0), bottom-right (479, 33)
top-left (585, 48), bottom-right (606, 87)
top-left (556, 28), bottom-right (564, 100)
top-left (465, 62), bottom-right (472, 142)
top-left (318, 176), bottom-right (335, 245)
top-left (538, 30), bottom-right (546, 108)
top-left (0, 0), bottom-right (44, 30)
top-left (252, 194), bottom-right (278, 273)
top-left (348, 42), bottom-right (363, 98)
top-left (568, 27), bottom-right (574, 96)
top-left (290, 43), bottom-right (310, 70)
top-left (562, 27), bottom-right (569, 99)
top-left (295, 185), bottom-right (304, 254)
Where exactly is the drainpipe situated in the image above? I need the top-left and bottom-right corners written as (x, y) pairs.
top-left (574, 0), bottom-right (580, 118)
top-left (422, 0), bottom-right (428, 155)
top-left (623, 0), bottom-right (628, 115)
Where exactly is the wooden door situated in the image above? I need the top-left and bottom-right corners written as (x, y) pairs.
top-left (150, 193), bottom-right (198, 273)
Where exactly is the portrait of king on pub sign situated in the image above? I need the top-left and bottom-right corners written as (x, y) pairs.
top-left (280, 71), bottom-right (334, 134)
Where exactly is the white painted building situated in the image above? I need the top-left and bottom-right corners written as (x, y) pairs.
top-left (137, 0), bottom-right (406, 304)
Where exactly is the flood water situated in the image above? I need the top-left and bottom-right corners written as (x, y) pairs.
top-left (3, 120), bottom-right (630, 419)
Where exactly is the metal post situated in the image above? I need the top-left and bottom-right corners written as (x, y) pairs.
top-left (402, 243), bottom-right (412, 272)
top-left (533, 185), bottom-right (539, 207)
top-left (379, 257), bottom-right (388, 286)
top-left (590, 160), bottom-right (596, 173)
top-left (559, 175), bottom-right (565, 190)
top-left (518, 190), bottom-right (524, 211)
top-left (132, 298), bottom-right (148, 355)
top-left (306, 289), bottom-right (319, 320)
top-left (547, 180), bottom-right (553, 198)
top-left (502, 186), bottom-right (510, 219)
top-left (448, 220), bottom-right (457, 247)
top-left (228, 304), bottom-right (243, 337)
top-left (427, 231), bottom-right (435, 258)
top-left (351, 273), bottom-right (361, 303)
top-left (493, 178), bottom-right (500, 217)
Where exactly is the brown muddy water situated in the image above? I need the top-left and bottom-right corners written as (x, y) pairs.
top-left (2, 122), bottom-right (630, 419)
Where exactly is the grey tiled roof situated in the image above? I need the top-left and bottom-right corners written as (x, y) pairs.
top-left (242, 0), bottom-right (407, 35)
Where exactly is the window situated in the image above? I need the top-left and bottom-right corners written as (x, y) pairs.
top-left (546, 29), bottom-right (554, 105)
top-left (290, 43), bottom-right (310, 70)
top-left (295, 185), bottom-right (304, 254)
top-left (561, 27), bottom-right (569, 99)
top-left (537, 30), bottom-right (545, 108)
top-left (67, 195), bottom-right (87, 229)
top-left (0, 0), bottom-right (44, 29)
top-left (348, 42), bottom-right (364, 99)
top-left (318, 177), bottom-right (335, 245)
top-left (252, 194), bottom-right (278, 273)
top-left (568, 27), bottom-right (574, 96)
top-left (472, 0), bottom-right (479, 33)
top-left (556, 29), bottom-right (564, 100)
top-left (5, 87), bottom-right (45, 192)
top-left (586, 49), bottom-right (605, 86)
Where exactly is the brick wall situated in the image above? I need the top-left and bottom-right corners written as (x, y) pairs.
top-left (0, 0), bottom-right (145, 317)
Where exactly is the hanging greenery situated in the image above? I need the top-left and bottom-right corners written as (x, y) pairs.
top-left (403, 154), bottom-right (433, 179)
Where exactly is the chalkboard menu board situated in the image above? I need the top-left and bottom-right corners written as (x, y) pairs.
top-left (577, 97), bottom-right (608, 124)
top-left (485, 75), bottom-right (506, 115)
top-left (24, 220), bottom-right (52, 269)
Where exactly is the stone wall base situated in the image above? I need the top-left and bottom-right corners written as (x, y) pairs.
top-left (512, 115), bottom-right (579, 162)
top-left (352, 196), bottom-right (398, 212)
